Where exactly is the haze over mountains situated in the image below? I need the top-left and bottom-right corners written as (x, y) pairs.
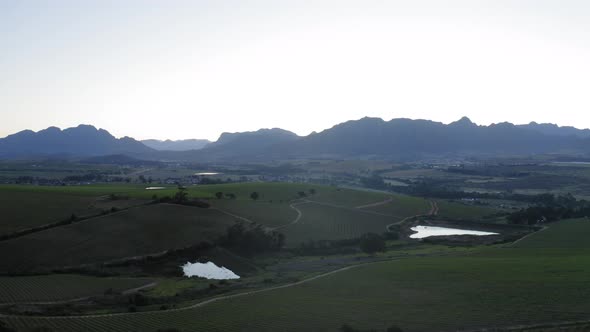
top-left (1, 117), bottom-right (589, 161)
top-left (142, 139), bottom-right (211, 151)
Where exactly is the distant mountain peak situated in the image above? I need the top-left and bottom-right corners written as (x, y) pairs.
top-left (450, 116), bottom-right (476, 127)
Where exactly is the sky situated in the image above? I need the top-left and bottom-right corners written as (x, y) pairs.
top-left (1, 0), bottom-right (590, 141)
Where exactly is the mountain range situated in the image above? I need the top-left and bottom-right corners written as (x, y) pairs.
top-left (1, 117), bottom-right (589, 161)
top-left (0, 125), bottom-right (153, 159)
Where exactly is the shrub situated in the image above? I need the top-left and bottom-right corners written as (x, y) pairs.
top-left (359, 233), bottom-right (386, 254)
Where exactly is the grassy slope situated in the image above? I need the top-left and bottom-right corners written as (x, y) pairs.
top-left (513, 218), bottom-right (590, 248)
top-left (0, 204), bottom-right (236, 273)
top-left (7, 219), bottom-right (590, 331)
top-left (364, 194), bottom-right (431, 217)
top-left (0, 275), bottom-right (153, 304)
top-left (0, 190), bottom-right (99, 235)
top-left (435, 200), bottom-right (499, 220)
top-left (282, 203), bottom-right (396, 245)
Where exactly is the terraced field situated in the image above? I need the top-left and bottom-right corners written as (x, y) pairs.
top-left (0, 275), bottom-right (153, 304)
top-left (0, 204), bottom-right (236, 273)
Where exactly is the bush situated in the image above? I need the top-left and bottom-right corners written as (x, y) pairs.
top-left (359, 233), bottom-right (386, 254)
top-left (221, 221), bottom-right (285, 254)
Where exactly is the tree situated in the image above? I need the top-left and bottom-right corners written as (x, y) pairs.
top-left (215, 192), bottom-right (223, 199)
top-left (250, 192), bottom-right (259, 200)
top-left (297, 191), bottom-right (307, 198)
top-left (359, 233), bottom-right (386, 254)
top-left (173, 188), bottom-right (189, 204)
top-left (138, 175), bottom-right (147, 183)
top-left (309, 188), bottom-right (316, 195)
top-left (0, 321), bottom-right (16, 332)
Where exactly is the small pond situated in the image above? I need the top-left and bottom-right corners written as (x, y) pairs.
top-left (145, 187), bottom-right (166, 190)
top-left (182, 261), bottom-right (240, 280)
top-left (410, 225), bottom-right (498, 239)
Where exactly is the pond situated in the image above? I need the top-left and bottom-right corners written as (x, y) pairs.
top-left (194, 172), bottom-right (220, 176)
top-left (145, 187), bottom-right (166, 190)
top-left (410, 225), bottom-right (498, 239)
top-left (182, 261), bottom-right (240, 280)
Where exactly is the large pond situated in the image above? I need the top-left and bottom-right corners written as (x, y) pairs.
top-left (410, 225), bottom-right (498, 239)
top-left (182, 261), bottom-right (240, 280)
top-left (145, 187), bottom-right (166, 190)
top-left (194, 172), bottom-right (220, 176)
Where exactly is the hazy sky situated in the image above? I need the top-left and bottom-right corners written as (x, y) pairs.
top-left (2, 0), bottom-right (590, 140)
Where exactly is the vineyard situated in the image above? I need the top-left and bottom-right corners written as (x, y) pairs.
top-left (5, 243), bottom-right (590, 332)
top-left (0, 275), bottom-right (154, 304)
top-left (0, 204), bottom-right (236, 273)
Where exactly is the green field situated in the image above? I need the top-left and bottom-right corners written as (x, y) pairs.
top-left (281, 203), bottom-right (397, 245)
top-left (435, 200), bottom-right (499, 220)
top-left (4, 182), bottom-right (586, 332)
top-left (211, 199), bottom-right (297, 228)
top-left (0, 275), bottom-right (153, 304)
top-left (513, 218), bottom-right (590, 248)
top-left (5, 246), bottom-right (590, 332)
top-left (363, 194), bottom-right (431, 217)
top-left (0, 190), bottom-right (100, 235)
top-left (0, 204), bottom-right (236, 273)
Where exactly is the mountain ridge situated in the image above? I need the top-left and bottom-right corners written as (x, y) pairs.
top-left (2, 117), bottom-right (590, 161)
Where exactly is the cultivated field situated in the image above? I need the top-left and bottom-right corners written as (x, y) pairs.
top-left (0, 204), bottom-right (236, 273)
top-left (5, 245), bottom-right (590, 332)
top-left (0, 275), bottom-right (153, 304)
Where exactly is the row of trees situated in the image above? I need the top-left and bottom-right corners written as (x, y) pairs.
top-left (507, 193), bottom-right (590, 225)
top-left (220, 221), bottom-right (285, 255)
top-left (214, 188), bottom-right (317, 201)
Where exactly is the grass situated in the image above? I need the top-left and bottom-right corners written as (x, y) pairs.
top-left (435, 200), bottom-right (499, 220)
top-left (0, 190), bottom-right (99, 235)
top-left (281, 203), bottom-right (397, 246)
top-left (311, 187), bottom-right (389, 207)
top-left (514, 218), bottom-right (590, 248)
top-left (363, 194), bottom-right (431, 217)
top-left (6, 247), bottom-right (590, 332)
top-left (0, 204), bottom-right (236, 273)
top-left (211, 199), bottom-right (297, 228)
top-left (0, 275), bottom-right (153, 304)
top-left (5, 217), bottom-right (590, 331)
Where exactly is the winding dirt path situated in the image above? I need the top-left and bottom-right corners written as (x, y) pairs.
top-left (0, 282), bottom-right (157, 306)
top-left (272, 200), bottom-right (310, 231)
top-left (508, 226), bottom-right (548, 247)
top-left (355, 197), bottom-right (394, 209)
top-left (211, 208), bottom-right (255, 224)
top-left (385, 200), bottom-right (438, 232)
top-left (0, 256), bottom-right (415, 320)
